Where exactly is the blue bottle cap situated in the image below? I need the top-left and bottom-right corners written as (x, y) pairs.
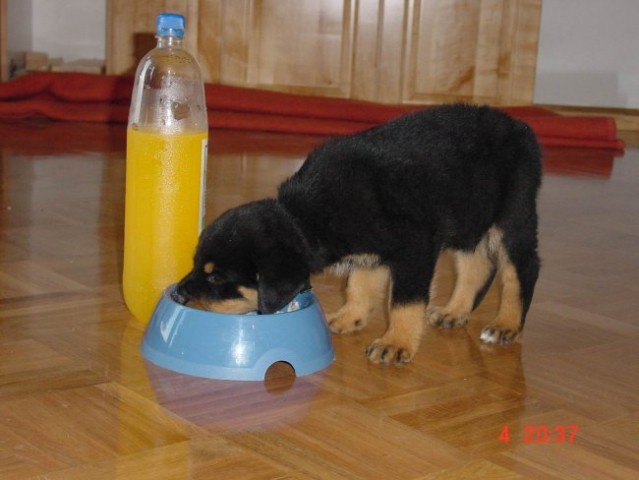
top-left (156, 13), bottom-right (185, 38)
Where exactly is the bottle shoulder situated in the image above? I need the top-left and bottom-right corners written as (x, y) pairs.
top-left (129, 40), bottom-right (208, 131)
top-left (136, 47), bottom-right (203, 80)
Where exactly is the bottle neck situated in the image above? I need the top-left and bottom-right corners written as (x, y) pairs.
top-left (156, 35), bottom-right (184, 49)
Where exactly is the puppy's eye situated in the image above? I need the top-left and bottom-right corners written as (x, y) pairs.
top-left (207, 272), bottom-right (222, 284)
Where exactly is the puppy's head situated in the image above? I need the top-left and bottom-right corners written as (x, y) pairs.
top-left (173, 200), bottom-right (310, 314)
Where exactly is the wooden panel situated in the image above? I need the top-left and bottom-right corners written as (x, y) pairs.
top-left (249, 0), bottom-right (354, 96)
top-left (209, 0), bottom-right (251, 85)
top-left (407, 0), bottom-right (481, 103)
top-left (351, 0), bottom-right (406, 103)
top-left (404, 0), bottom-right (541, 105)
top-left (107, 0), bottom-right (541, 105)
top-left (508, 0), bottom-right (544, 104)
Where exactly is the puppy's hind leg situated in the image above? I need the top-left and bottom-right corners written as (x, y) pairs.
top-left (328, 266), bottom-right (390, 334)
top-left (428, 236), bottom-right (496, 329)
top-left (480, 228), bottom-right (540, 345)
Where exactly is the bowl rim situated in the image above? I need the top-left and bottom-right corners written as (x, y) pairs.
top-left (162, 285), bottom-right (316, 318)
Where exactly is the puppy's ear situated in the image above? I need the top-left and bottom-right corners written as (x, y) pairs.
top-left (256, 249), bottom-right (309, 314)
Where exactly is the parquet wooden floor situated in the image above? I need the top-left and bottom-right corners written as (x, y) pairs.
top-left (1, 120), bottom-right (638, 479)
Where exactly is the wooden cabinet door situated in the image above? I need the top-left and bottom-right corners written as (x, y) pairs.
top-left (199, 0), bottom-right (356, 98)
top-left (107, 0), bottom-right (541, 105)
top-left (403, 0), bottom-right (541, 105)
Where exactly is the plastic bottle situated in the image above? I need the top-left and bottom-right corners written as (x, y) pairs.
top-left (123, 12), bottom-right (208, 323)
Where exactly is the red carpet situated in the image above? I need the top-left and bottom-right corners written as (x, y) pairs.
top-left (0, 72), bottom-right (625, 151)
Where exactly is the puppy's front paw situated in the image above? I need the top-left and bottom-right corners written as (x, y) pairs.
top-left (365, 339), bottom-right (413, 365)
top-left (427, 306), bottom-right (469, 329)
top-left (327, 307), bottom-right (368, 334)
top-left (480, 326), bottom-right (521, 345)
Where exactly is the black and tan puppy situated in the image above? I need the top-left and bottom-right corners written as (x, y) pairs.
top-left (174, 104), bottom-right (542, 365)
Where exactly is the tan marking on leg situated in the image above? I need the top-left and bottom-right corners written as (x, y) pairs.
top-left (203, 262), bottom-right (215, 274)
top-left (481, 232), bottom-right (523, 345)
top-left (328, 266), bottom-right (389, 333)
top-left (428, 237), bottom-right (493, 329)
top-left (187, 286), bottom-right (259, 314)
top-left (493, 262), bottom-right (523, 330)
top-left (427, 250), bottom-right (455, 311)
top-left (487, 225), bottom-right (514, 259)
top-left (330, 253), bottom-right (382, 276)
top-left (366, 302), bottom-right (426, 364)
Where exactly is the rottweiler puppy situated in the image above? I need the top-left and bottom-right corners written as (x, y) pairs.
top-left (174, 104), bottom-right (542, 365)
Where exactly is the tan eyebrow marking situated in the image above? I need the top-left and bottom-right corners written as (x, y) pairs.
top-left (203, 262), bottom-right (215, 274)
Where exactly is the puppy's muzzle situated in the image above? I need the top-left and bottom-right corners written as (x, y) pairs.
top-left (171, 289), bottom-right (190, 305)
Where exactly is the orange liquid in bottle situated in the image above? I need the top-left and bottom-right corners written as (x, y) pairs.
top-left (123, 127), bottom-right (207, 323)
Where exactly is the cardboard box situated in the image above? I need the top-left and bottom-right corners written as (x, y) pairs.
top-left (25, 51), bottom-right (49, 71)
top-left (51, 59), bottom-right (105, 75)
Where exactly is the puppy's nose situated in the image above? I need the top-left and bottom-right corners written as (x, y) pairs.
top-left (171, 289), bottom-right (190, 305)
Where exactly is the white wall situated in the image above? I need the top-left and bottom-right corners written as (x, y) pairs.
top-left (7, 0), bottom-right (32, 63)
top-left (534, 0), bottom-right (639, 109)
top-left (31, 0), bottom-right (106, 61)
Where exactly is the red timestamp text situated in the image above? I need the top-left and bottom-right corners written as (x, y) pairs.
top-left (499, 424), bottom-right (579, 444)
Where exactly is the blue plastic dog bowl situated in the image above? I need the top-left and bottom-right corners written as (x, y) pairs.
top-left (141, 287), bottom-right (334, 381)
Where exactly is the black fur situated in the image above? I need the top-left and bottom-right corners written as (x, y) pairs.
top-left (175, 104), bottom-right (541, 340)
